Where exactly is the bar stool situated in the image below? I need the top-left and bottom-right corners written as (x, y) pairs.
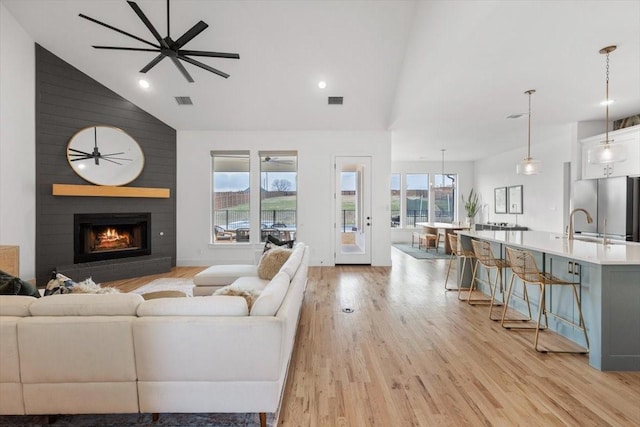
top-left (444, 233), bottom-right (476, 294)
top-left (504, 247), bottom-right (589, 354)
top-left (468, 239), bottom-right (507, 320)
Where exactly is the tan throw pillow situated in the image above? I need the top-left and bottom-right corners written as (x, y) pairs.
top-left (258, 246), bottom-right (292, 280)
top-left (213, 286), bottom-right (260, 310)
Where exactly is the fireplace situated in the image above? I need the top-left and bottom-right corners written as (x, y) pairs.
top-left (74, 213), bottom-right (151, 263)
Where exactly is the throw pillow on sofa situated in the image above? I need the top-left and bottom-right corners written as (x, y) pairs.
top-left (213, 286), bottom-right (261, 310)
top-left (0, 269), bottom-right (40, 298)
top-left (258, 246), bottom-right (292, 280)
top-left (263, 234), bottom-right (295, 253)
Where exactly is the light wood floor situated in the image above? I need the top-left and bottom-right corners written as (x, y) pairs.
top-left (105, 248), bottom-right (640, 426)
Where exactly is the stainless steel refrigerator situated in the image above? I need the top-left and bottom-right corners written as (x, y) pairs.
top-left (571, 176), bottom-right (640, 241)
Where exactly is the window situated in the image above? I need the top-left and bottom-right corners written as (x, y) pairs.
top-left (211, 151), bottom-right (250, 243)
top-left (405, 174), bottom-right (429, 227)
top-left (260, 152), bottom-right (297, 242)
top-left (433, 173), bottom-right (456, 223)
top-left (390, 173), bottom-right (400, 227)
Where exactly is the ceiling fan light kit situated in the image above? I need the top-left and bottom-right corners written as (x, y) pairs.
top-left (79, 0), bottom-right (239, 83)
top-left (587, 45), bottom-right (628, 165)
top-left (516, 89), bottom-right (541, 175)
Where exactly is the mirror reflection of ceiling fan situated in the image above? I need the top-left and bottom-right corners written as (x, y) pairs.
top-left (262, 156), bottom-right (294, 165)
top-left (79, 0), bottom-right (240, 83)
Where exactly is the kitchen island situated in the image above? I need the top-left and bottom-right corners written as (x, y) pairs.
top-left (458, 230), bottom-right (640, 371)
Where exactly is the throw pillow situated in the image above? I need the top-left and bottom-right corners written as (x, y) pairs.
top-left (0, 277), bottom-right (21, 295)
top-left (213, 286), bottom-right (260, 310)
top-left (0, 269), bottom-right (40, 298)
top-left (263, 234), bottom-right (295, 253)
top-left (258, 245), bottom-right (292, 280)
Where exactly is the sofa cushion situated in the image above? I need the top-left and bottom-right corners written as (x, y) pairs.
top-left (227, 276), bottom-right (270, 293)
top-left (0, 295), bottom-right (35, 317)
top-left (29, 293), bottom-right (143, 316)
top-left (250, 271), bottom-right (291, 316)
top-left (193, 264), bottom-right (259, 287)
top-left (279, 242), bottom-right (305, 278)
top-left (258, 246), bottom-right (292, 280)
top-left (137, 295), bottom-right (248, 316)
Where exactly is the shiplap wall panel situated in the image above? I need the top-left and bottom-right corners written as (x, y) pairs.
top-left (35, 44), bottom-right (177, 285)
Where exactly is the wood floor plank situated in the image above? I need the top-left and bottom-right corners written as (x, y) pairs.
top-left (105, 247), bottom-right (640, 426)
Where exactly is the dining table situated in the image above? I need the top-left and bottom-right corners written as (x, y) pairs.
top-left (415, 222), bottom-right (470, 254)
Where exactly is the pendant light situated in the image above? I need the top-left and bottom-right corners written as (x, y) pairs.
top-left (587, 45), bottom-right (627, 164)
top-left (516, 89), bottom-right (541, 175)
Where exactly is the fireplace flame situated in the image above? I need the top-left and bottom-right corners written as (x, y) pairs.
top-left (95, 228), bottom-right (132, 250)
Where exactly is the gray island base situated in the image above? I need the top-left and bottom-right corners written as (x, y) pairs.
top-left (457, 230), bottom-right (640, 371)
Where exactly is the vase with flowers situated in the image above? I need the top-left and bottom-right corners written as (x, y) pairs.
top-left (462, 188), bottom-right (480, 227)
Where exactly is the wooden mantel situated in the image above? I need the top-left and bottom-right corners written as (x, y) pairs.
top-left (52, 184), bottom-right (170, 198)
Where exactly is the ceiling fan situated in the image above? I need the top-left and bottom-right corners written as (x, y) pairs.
top-left (79, 0), bottom-right (240, 83)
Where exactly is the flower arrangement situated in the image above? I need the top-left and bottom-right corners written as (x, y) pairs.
top-left (462, 188), bottom-right (480, 219)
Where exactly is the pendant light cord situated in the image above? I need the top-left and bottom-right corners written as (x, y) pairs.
top-left (605, 50), bottom-right (610, 143)
top-left (527, 92), bottom-right (532, 159)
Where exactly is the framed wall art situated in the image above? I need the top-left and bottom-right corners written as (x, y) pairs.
top-left (508, 185), bottom-right (523, 214)
top-left (494, 187), bottom-right (507, 214)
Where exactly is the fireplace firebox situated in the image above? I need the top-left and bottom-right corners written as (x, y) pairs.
top-left (74, 213), bottom-right (151, 263)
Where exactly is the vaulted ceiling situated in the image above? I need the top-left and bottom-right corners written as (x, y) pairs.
top-left (3, 0), bottom-right (639, 161)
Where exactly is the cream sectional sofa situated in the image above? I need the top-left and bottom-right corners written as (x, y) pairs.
top-left (0, 243), bottom-right (309, 427)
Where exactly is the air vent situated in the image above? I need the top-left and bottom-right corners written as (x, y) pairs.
top-left (175, 96), bottom-right (193, 105)
top-left (328, 96), bottom-right (343, 105)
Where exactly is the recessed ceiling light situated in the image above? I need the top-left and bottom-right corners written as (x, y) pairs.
top-left (138, 79), bottom-right (150, 89)
top-left (600, 99), bottom-right (614, 106)
top-left (318, 81), bottom-right (327, 89)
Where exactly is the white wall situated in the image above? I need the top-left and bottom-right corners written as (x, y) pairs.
top-left (0, 4), bottom-right (36, 280)
top-left (176, 130), bottom-right (392, 267)
top-left (390, 160), bottom-right (475, 243)
top-left (474, 124), bottom-right (574, 233)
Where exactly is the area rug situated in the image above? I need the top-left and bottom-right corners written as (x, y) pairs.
top-left (130, 277), bottom-right (195, 297)
top-left (392, 243), bottom-right (451, 259)
top-left (0, 411), bottom-right (276, 426)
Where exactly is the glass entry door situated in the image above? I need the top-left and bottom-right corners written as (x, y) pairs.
top-left (335, 156), bottom-right (372, 264)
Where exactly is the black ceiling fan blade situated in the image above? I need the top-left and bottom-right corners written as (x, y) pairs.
top-left (93, 46), bottom-right (161, 53)
top-left (174, 21), bottom-right (209, 49)
top-left (79, 13), bottom-right (159, 49)
top-left (178, 55), bottom-right (230, 79)
top-left (171, 57), bottom-right (195, 83)
top-left (140, 53), bottom-right (167, 73)
top-left (127, 1), bottom-right (169, 49)
top-left (179, 50), bottom-right (240, 59)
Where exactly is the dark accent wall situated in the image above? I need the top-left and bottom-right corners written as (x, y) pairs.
top-left (35, 44), bottom-right (176, 285)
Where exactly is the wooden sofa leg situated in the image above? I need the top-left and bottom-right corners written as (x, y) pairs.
top-left (151, 413), bottom-right (159, 422)
top-left (259, 412), bottom-right (267, 427)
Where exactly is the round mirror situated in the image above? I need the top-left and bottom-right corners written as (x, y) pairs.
top-left (66, 126), bottom-right (144, 186)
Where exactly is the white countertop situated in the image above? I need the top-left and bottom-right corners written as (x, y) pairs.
top-left (458, 230), bottom-right (640, 266)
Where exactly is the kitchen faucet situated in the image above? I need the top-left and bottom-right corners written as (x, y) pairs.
top-left (568, 208), bottom-right (593, 241)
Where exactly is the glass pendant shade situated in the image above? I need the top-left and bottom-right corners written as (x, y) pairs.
top-left (587, 142), bottom-right (627, 164)
top-left (516, 157), bottom-right (542, 175)
top-left (516, 89), bottom-right (540, 175)
top-left (589, 45), bottom-right (627, 165)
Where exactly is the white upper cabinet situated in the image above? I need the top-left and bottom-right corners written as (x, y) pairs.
top-left (581, 125), bottom-right (640, 179)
